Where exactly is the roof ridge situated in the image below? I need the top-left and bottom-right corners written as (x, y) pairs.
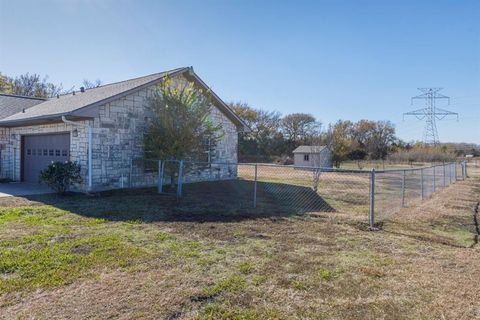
top-left (0, 93), bottom-right (47, 101)
top-left (96, 67), bottom-right (188, 88)
top-left (55, 67), bottom-right (189, 97)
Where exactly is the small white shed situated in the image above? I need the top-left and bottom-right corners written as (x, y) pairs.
top-left (292, 145), bottom-right (332, 168)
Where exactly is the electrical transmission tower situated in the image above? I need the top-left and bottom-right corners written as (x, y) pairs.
top-left (403, 88), bottom-right (458, 145)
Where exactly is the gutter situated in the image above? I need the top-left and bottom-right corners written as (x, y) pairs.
top-left (61, 116), bottom-right (92, 192)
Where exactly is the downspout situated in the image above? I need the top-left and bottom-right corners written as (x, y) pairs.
top-left (61, 116), bottom-right (92, 192)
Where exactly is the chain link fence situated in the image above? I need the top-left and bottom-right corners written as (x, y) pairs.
top-left (150, 160), bottom-right (468, 226)
top-left (252, 164), bottom-right (371, 217)
top-left (0, 151), bottom-right (470, 226)
top-left (373, 162), bottom-right (465, 222)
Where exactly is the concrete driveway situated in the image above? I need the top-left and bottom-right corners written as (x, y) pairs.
top-left (0, 183), bottom-right (52, 197)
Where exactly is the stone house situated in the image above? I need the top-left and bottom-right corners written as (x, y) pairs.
top-left (292, 145), bottom-right (332, 168)
top-left (0, 67), bottom-right (248, 191)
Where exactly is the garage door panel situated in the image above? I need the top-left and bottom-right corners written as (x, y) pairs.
top-left (23, 133), bottom-right (70, 182)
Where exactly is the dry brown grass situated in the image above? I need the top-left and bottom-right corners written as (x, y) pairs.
top-left (0, 169), bottom-right (479, 319)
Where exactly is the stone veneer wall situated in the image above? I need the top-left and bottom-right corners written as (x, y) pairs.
top-left (0, 74), bottom-right (239, 191)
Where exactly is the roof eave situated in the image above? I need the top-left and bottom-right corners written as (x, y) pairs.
top-left (0, 113), bottom-right (93, 127)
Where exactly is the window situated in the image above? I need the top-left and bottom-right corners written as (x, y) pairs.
top-left (43, 149), bottom-right (48, 156)
top-left (62, 150), bottom-right (68, 157)
top-left (203, 138), bottom-right (215, 164)
top-left (38, 149), bottom-right (42, 156)
top-left (27, 149), bottom-right (31, 155)
top-left (49, 150), bottom-right (54, 156)
top-left (304, 154), bottom-right (309, 161)
top-left (55, 150), bottom-right (60, 157)
top-left (32, 149), bottom-right (36, 156)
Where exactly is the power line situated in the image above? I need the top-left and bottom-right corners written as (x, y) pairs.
top-left (403, 88), bottom-right (458, 145)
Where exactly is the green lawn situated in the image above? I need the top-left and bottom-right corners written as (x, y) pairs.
top-left (0, 174), bottom-right (479, 319)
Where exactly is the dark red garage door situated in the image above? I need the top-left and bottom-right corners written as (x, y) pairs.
top-left (23, 133), bottom-right (70, 182)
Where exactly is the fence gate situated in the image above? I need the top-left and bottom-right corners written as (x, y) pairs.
top-left (157, 160), bottom-right (183, 197)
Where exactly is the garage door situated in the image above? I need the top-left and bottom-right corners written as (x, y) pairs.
top-left (23, 133), bottom-right (70, 182)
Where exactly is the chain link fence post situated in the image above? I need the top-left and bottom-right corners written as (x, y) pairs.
top-left (452, 163), bottom-right (455, 182)
top-left (129, 158), bottom-right (133, 188)
top-left (12, 147), bottom-right (16, 181)
top-left (369, 168), bottom-right (376, 228)
top-left (449, 163), bottom-right (452, 185)
top-left (420, 168), bottom-right (424, 200)
top-left (177, 160), bottom-right (184, 198)
top-left (157, 160), bottom-right (164, 193)
top-left (443, 163), bottom-right (446, 187)
top-left (454, 162), bottom-right (457, 182)
top-left (253, 164), bottom-right (258, 208)
top-left (401, 170), bottom-right (406, 207)
top-left (433, 165), bottom-right (436, 192)
top-left (450, 163), bottom-right (453, 184)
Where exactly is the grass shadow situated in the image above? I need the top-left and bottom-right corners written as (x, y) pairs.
top-left (12, 180), bottom-right (337, 223)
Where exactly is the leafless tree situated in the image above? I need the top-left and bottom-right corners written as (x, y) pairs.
top-left (82, 79), bottom-right (102, 89)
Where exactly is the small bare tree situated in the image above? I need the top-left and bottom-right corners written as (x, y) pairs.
top-left (304, 135), bottom-right (325, 193)
top-left (82, 79), bottom-right (102, 89)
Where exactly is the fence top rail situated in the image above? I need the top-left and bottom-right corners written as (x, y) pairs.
top-left (147, 159), bottom-right (465, 174)
top-left (239, 161), bottom-right (463, 174)
top-left (379, 162), bottom-right (462, 173)
top-left (240, 163), bottom-right (372, 173)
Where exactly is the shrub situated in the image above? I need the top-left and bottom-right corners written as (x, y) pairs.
top-left (39, 161), bottom-right (82, 195)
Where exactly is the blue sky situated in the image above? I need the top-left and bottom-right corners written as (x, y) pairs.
top-left (1, 0), bottom-right (479, 143)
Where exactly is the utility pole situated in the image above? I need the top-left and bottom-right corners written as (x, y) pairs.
top-left (403, 88), bottom-right (458, 145)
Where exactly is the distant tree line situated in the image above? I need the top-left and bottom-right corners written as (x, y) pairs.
top-left (229, 102), bottom-right (322, 162)
top-left (230, 102), bottom-right (401, 165)
top-left (324, 119), bottom-right (398, 166)
top-left (231, 102), bottom-right (480, 166)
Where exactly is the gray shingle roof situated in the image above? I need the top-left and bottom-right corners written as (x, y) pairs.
top-left (0, 67), bottom-right (249, 132)
top-left (292, 145), bottom-right (328, 153)
top-left (0, 67), bottom-right (187, 124)
top-left (0, 94), bottom-right (46, 120)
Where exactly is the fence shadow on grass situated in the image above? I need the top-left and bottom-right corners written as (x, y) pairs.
top-left (20, 179), bottom-right (336, 223)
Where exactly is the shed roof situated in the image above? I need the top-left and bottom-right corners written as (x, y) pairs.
top-left (292, 145), bottom-right (328, 154)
